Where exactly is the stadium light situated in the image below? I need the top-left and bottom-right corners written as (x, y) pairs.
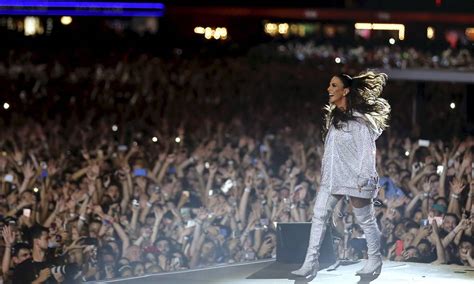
top-left (355, 23), bottom-right (405, 40)
top-left (194, 27), bottom-right (205, 34)
top-left (24, 16), bottom-right (41, 36)
top-left (60, 16), bottom-right (72, 25)
top-left (427, 27), bottom-right (435, 39)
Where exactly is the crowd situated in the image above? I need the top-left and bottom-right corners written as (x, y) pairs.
top-left (0, 47), bottom-right (472, 283)
top-left (251, 40), bottom-right (474, 70)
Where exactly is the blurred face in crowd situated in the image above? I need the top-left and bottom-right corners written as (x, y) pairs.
top-left (327, 76), bottom-right (348, 109)
top-left (460, 241), bottom-right (473, 258)
top-left (417, 242), bottom-right (431, 258)
top-left (387, 162), bottom-right (398, 176)
top-left (133, 262), bottom-right (145, 276)
top-left (119, 267), bottom-right (133, 278)
top-left (428, 174), bottom-right (440, 194)
top-left (125, 245), bottom-right (141, 262)
top-left (89, 221), bottom-right (102, 238)
top-left (35, 231), bottom-right (49, 250)
top-left (106, 185), bottom-right (120, 203)
top-left (442, 215), bottom-right (457, 232)
top-left (13, 248), bottom-right (31, 265)
top-left (403, 247), bottom-right (420, 260)
top-left (201, 241), bottom-right (216, 261)
top-left (394, 223), bottom-right (406, 239)
top-left (20, 191), bottom-right (36, 204)
top-left (413, 211), bottom-right (423, 224)
top-left (156, 239), bottom-right (170, 255)
top-left (402, 233), bottom-right (415, 247)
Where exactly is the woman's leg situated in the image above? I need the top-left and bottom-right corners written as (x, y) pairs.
top-left (291, 187), bottom-right (341, 279)
top-left (350, 197), bottom-right (382, 276)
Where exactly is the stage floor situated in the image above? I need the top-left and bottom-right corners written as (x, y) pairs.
top-left (97, 259), bottom-right (474, 284)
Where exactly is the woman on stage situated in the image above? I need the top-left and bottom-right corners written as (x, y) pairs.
top-left (291, 71), bottom-right (391, 281)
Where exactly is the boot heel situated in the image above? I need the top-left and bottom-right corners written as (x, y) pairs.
top-left (356, 262), bottom-right (382, 277)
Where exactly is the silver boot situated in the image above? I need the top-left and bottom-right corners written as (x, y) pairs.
top-left (352, 203), bottom-right (382, 276)
top-left (291, 187), bottom-right (339, 280)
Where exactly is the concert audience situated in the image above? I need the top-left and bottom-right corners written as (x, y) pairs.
top-left (0, 48), bottom-right (472, 283)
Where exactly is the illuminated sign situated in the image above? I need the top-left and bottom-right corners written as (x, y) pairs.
top-left (0, 1), bottom-right (165, 17)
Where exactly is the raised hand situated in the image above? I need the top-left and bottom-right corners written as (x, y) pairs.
top-left (22, 161), bottom-right (35, 180)
top-left (449, 178), bottom-right (466, 195)
top-left (2, 225), bottom-right (15, 247)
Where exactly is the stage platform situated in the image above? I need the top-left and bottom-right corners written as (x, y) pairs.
top-left (95, 259), bottom-right (474, 284)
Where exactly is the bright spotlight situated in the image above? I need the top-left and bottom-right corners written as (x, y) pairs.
top-left (33, 187), bottom-right (39, 193)
top-left (427, 26), bottom-right (435, 39)
top-left (112, 125), bottom-right (118, 132)
top-left (389, 38), bottom-right (396, 45)
top-left (3, 102), bottom-right (10, 110)
top-left (60, 16), bottom-right (72, 25)
top-left (450, 102), bottom-right (455, 109)
top-left (175, 137), bottom-right (181, 143)
top-left (152, 137), bottom-right (158, 143)
top-left (405, 151), bottom-right (410, 157)
top-left (335, 57), bottom-right (341, 64)
top-left (194, 26), bottom-right (205, 34)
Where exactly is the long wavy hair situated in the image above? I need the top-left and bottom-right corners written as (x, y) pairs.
top-left (322, 71), bottom-right (391, 141)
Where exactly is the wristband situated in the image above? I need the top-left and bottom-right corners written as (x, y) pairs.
top-left (79, 215), bottom-right (87, 221)
top-left (146, 201), bottom-right (153, 208)
top-left (451, 193), bottom-right (460, 200)
top-left (244, 187), bottom-right (251, 193)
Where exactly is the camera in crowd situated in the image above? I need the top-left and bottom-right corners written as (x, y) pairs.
top-left (50, 263), bottom-right (82, 282)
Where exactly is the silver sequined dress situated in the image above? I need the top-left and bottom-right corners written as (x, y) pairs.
top-left (320, 112), bottom-right (382, 199)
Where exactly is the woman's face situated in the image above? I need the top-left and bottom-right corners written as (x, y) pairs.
top-left (327, 76), bottom-right (348, 107)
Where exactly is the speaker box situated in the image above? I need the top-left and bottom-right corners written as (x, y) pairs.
top-left (276, 222), bottom-right (336, 266)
